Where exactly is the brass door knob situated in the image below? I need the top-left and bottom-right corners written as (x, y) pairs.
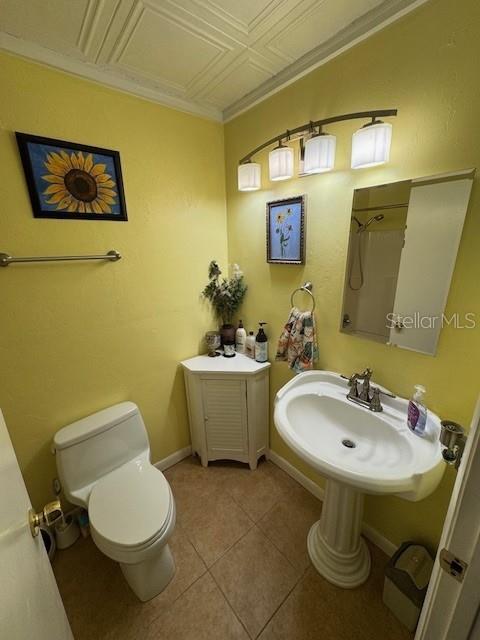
top-left (29, 500), bottom-right (63, 537)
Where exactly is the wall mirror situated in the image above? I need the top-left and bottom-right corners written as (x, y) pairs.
top-left (341, 169), bottom-right (475, 355)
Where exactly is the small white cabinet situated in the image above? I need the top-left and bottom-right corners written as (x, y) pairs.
top-left (181, 354), bottom-right (270, 470)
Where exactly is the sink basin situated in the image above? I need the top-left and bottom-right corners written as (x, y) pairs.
top-left (274, 371), bottom-right (445, 588)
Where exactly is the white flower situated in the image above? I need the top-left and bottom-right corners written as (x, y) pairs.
top-left (232, 263), bottom-right (243, 279)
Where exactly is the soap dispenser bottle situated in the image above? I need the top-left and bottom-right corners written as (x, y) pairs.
top-left (255, 322), bottom-right (268, 363)
top-left (407, 385), bottom-right (427, 434)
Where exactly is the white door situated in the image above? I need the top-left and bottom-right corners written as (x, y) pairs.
top-left (0, 409), bottom-right (73, 639)
top-left (416, 397), bottom-right (480, 640)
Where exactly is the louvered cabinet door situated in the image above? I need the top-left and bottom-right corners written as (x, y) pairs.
top-left (201, 378), bottom-right (248, 459)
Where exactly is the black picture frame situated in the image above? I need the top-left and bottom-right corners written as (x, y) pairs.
top-left (266, 195), bottom-right (306, 264)
top-left (15, 132), bottom-right (128, 221)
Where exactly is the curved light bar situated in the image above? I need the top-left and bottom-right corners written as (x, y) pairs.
top-left (236, 109), bottom-right (397, 191)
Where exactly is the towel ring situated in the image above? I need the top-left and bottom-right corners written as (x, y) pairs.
top-left (290, 281), bottom-right (316, 312)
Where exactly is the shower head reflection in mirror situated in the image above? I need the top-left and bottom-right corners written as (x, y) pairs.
top-left (348, 214), bottom-right (386, 290)
top-left (341, 169), bottom-right (475, 355)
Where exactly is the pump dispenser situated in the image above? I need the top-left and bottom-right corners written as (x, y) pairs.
top-left (255, 322), bottom-right (268, 363)
top-left (407, 385), bottom-right (427, 434)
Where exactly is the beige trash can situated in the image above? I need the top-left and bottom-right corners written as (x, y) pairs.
top-left (383, 541), bottom-right (434, 632)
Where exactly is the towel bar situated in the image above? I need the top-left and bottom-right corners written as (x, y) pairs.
top-left (290, 281), bottom-right (315, 312)
top-left (0, 250), bottom-right (121, 267)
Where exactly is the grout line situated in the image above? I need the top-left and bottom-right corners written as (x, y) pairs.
top-left (205, 519), bottom-right (256, 570)
top-left (254, 567), bottom-right (308, 639)
top-left (167, 457), bottom-right (314, 637)
top-left (145, 569), bottom-right (208, 632)
top-left (179, 501), bottom-right (256, 570)
top-left (208, 523), bottom-right (306, 640)
top-left (144, 526), bottom-right (209, 629)
top-left (208, 567), bottom-right (253, 639)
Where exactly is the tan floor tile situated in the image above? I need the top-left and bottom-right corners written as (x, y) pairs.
top-left (53, 527), bottom-right (207, 639)
top-left (258, 545), bottom-right (413, 640)
top-left (166, 456), bottom-right (224, 513)
top-left (180, 489), bottom-right (254, 567)
top-left (54, 460), bottom-right (411, 640)
top-left (257, 486), bottom-right (322, 572)
top-left (211, 526), bottom-right (301, 639)
top-left (214, 459), bottom-right (296, 522)
top-left (146, 572), bottom-right (249, 640)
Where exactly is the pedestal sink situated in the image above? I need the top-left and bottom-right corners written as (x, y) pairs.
top-left (274, 371), bottom-right (445, 588)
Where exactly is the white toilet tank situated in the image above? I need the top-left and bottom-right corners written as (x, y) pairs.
top-left (54, 402), bottom-right (150, 505)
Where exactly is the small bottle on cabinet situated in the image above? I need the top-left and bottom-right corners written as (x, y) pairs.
top-left (245, 331), bottom-right (256, 358)
top-left (236, 320), bottom-right (247, 354)
top-left (255, 322), bottom-right (268, 363)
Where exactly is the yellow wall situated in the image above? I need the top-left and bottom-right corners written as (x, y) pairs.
top-left (224, 0), bottom-right (480, 551)
top-left (0, 52), bottom-right (228, 509)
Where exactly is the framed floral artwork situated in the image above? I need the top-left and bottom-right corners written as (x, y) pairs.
top-left (15, 132), bottom-right (127, 221)
top-left (266, 195), bottom-right (305, 264)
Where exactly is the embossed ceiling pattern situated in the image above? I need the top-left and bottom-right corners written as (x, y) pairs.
top-left (0, 0), bottom-right (424, 120)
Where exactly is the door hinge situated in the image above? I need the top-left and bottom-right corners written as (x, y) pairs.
top-left (439, 548), bottom-right (468, 582)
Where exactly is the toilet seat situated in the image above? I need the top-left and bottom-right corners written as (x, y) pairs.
top-left (88, 459), bottom-right (173, 552)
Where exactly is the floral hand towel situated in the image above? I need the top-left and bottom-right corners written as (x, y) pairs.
top-left (276, 307), bottom-right (318, 374)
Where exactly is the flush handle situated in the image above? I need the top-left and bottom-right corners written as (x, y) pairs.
top-left (29, 500), bottom-right (63, 538)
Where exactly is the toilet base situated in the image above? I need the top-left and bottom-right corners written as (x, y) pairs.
top-left (120, 543), bottom-right (175, 601)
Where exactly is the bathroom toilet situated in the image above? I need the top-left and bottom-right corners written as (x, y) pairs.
top-left (53, 402), bottom-right (176, 602)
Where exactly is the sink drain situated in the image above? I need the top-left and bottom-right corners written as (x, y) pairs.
top-left (342, 439), bottom-right (356, 448)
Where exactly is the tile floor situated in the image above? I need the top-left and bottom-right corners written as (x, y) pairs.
top-left (53, 456), bottom-right (413, 640)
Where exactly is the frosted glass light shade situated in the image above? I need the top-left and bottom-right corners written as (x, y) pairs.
top-left (269, 145), bottom-right (294, 181)
top-left (351, 122), bottom-right (392, 169)
top-left (238, 162), bottom-right (261, 191)
top-left (304, 134), bottom-right (336, 173)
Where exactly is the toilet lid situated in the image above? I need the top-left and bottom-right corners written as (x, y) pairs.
top-left (88, 460), bottom-right (172, 548)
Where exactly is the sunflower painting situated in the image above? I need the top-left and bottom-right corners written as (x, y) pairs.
top-left (266, 195), bottom-right (305, 264)
top-left (16, 133), bottom-right (127, 221)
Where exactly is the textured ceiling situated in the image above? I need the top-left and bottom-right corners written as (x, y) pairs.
top-left (0, 0), bottom-right (424, 121)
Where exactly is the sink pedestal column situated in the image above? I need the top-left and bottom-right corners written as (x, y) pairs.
top-left (307, 479), bottom-right (371, 588)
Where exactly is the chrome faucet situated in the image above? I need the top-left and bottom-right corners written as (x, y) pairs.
top-left (342, 368), bottom-right (395, 412)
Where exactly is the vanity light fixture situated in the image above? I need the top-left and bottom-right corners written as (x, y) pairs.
top-left (236, 109), bottom-right (397, 191)
top-left (269, 139), bottom-right (294, 181)
top-left (238, 161), bottom-right (261, 191)
top-left (304, 126), bottom-right (336, 174)
top-left (351, 118), bottom-right (393, 169)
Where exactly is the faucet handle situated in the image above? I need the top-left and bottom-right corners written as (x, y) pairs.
top-left (340, 373), bottom-right (358, 387)
top-left (370, 386), bottom-right (396, 412)
top-left (370, 387), bottom-right (383, 412)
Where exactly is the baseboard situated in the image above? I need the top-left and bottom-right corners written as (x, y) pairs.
top-left (267, 449), bottom-right (325, 502)
top-left (362, 522), bottom-right (397, 557)
top-left (154, 446), bottom-right (192, 471)
top-left (267, 449), bottom-right (397, 557)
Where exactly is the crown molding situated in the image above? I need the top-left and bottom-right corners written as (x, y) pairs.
top-left (223, 0), bottom-right (430, 122)
top-left (0, 31), bottom-right (223, 122)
